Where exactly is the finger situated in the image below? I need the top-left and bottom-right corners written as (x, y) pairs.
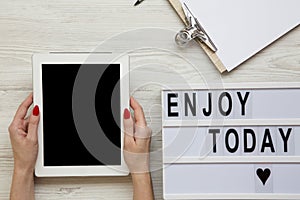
top-left (17, 128), bottom-right (28, 137)
top-left (23, 117), bottom-right (29, 130)
top-left (123, 108), bottom-right (135, 146)
top-left (14, 93), bottom-right (33, 121)
top-left (135, 126), bottom-right (152, 147)
top-left (130, 97), bottom-right (147, 127)
top-left (27, 105), bottom-right (40, 142)
top-left (135, 126), bottom-right (152, 140)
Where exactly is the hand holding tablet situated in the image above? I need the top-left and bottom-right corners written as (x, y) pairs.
top-left (8, 93), bottom-right (39, 200)
top-left (8, 53), bottom-right (154, 199)
top-left (8, 93), bottom-right (154, 200)
top-left (123, 97), bottom-right (154, 200)
top-left (8, 93), bottom-right (40, 172)
top-left (123, 97), bottom-right (152, 174)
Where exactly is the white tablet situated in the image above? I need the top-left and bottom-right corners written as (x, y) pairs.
top-left (32, 53), bottom-right (129, 177)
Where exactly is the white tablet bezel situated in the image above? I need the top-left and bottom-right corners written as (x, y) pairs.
top-left (33, 53), bottom-right (129, 177)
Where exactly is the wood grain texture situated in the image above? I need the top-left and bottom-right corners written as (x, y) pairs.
top-left (0, 0), bottom-right (299, 199)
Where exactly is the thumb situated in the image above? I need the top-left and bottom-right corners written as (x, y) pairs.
top-left (27, 105), bottom-right (40, 141)
top-left (123, 108), bottom-right (134, 145)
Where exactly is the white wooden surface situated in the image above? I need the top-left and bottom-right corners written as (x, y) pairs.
top-left (0, 0), bottom-right (299, 199)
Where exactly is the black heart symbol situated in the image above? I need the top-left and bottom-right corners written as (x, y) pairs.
top-left (256, 168), bottom-right (271, 185)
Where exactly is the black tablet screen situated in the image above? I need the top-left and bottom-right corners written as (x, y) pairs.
top-left (42, 64), bottom-right (121, 166)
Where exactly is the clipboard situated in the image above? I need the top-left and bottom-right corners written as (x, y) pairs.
top-left (168, 0), bottom-right (300, 73)
top-left (168, 0), bottom-right (226, 73)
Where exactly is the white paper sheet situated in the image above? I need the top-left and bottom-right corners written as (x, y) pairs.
top-left (182, 0), bottom-right (300, 71)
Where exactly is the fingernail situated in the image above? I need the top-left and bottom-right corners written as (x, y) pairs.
top-left (33, 105), bottom-right (39, 116)
top-left (124, 108), bottom-right (130, 119)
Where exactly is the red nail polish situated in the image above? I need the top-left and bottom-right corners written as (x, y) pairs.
top-left (33, 105), bottom-right (39, 116)
top-left (124, 108), bottom-right (130, 119)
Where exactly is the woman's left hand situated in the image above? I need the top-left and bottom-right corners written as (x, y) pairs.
top-left (8, 93), bottom-right (40, 173)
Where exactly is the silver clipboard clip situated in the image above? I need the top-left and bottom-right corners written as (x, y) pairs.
top-left (175, 3), bottom-right (218, 52)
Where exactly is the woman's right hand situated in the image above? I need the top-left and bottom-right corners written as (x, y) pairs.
top-left (123, 97), bottom-right (152, 174)
top-left (123, 97), bottom-right (154, 200)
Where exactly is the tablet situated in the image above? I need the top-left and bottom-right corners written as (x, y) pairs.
top-left (33, 53), bottom-right (129, 177)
